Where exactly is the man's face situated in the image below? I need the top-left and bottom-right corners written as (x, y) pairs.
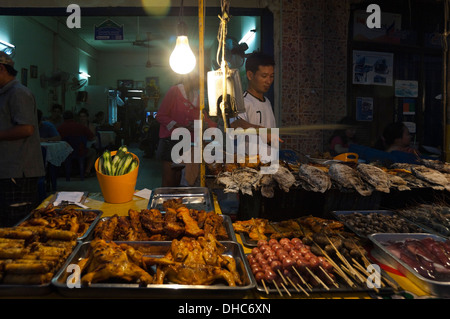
top-left (247, 65), bottom-right (274, 95)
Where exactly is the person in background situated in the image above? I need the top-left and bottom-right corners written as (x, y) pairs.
top-left (58, 110), bottom-right (97, 177)
top-left (78, 108), bottom-right (96, 136)
top-left (373, 121), bottom-right (420, 155)
top-left (230, 51), bottom-right (281, 144)
top-left (156, 71), bottom-right (217, 187)
top-left (37, 109), bottom-right (61, 142)
top-left (329, 116), bottom-right (358, 156)
top-left (0, 52), bottom-right (45, 226)
top-left (48, 103), bottom-right (63, 128)
top-left (93, 111), bottom-right (105, 127)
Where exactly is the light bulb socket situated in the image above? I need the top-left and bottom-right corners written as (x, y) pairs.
top-left (177, 21), bottom-right (188, 36)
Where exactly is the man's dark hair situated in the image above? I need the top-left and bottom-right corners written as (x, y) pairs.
top-left (245, 52), bottom-right (275, 74)
top-left (2, 64), bottom-right (18, 77)
top-left (63, 110), bottom-right (74, 120)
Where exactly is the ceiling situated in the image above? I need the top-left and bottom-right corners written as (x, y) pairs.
top-left (58, 14), bottom-right (226, 55)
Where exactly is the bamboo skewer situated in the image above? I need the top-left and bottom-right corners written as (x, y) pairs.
top-left (292, 266), bottom-right (313, 291)
top-left (306, 266), bottom-right (329, 290)
top-left (326, 236), bottom-right (364, 283)
top-left (276, 269), bottom-right (289, 285)
top-left (280, 281), bottom-right (292, 296)
top-left (261, 279), bottom-right (269, 294)
top-left (345, 236), bottom-right (401, 291)
top-left (285, 276), bottom-right (300, 293)
top-left (272, 280), bottom-right (283, 296)
top-left (312, 242), bottom-right (356, 288)
top-left (319, 265), bottom-right (339, 288)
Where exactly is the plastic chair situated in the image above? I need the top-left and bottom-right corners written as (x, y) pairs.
top-left (63, 135), bottom-right (88, 181)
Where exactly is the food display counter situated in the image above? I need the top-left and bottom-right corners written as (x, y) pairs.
top-left (0, 187), bottom-right (444, 301)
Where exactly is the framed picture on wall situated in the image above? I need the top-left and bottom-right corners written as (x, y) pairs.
top-left (117, 80), bottom-right (134, 89)
top-left (30, 65), bottom-right (38, 78)
top-left (135, 81), bottom-right (144, 89)
top-left (21, 68), bottom-right (28, 86)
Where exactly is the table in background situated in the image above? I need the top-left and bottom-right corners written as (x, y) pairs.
top-left (97, 130), bottom-right (116, 150)
top-left (40, 141), bottom-right (73, 191)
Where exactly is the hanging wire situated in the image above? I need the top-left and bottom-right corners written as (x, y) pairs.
top-left (216, 0), bottom-right (231, 67)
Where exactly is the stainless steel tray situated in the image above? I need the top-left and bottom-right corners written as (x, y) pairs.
top-left (250, 256), bottom-right (396, 297)
top-left (88, 214), bottom-right (237, 242)
top-left (331, 210), bottom-right (425, 239)
top-left (369, 233), bottom-right (450, 298)
top-left (52, 240), bottom-right (255, 298)
top-left (148, 187), bottom-right (213, 212)
top-left (15, 208), bottom-right (103, 242)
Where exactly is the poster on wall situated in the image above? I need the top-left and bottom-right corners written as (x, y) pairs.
top-left (352, 50), bottom-right (393, 86)
top-left (356, 97), bottom-right (373, 121)
top-left (353, 10), bottom-right (402, 44)
top-left (395, 80), bottom-right (418, 97)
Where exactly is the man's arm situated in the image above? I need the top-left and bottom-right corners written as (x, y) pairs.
top-left (0, 124), bottom-right (34, 141)
top-left (229, 118), bottom-right (263, 130)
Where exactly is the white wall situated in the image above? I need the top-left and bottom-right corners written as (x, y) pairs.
top-left (0, 15), bottom-right (99, 116)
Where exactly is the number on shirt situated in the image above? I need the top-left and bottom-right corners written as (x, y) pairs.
top-left (256, 111), bottom-right (262, 124)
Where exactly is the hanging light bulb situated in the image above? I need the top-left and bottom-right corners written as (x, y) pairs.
top-left (169, 5), bottom-right (196, 75)
top-left (170, 35), bottom-right (196, 74)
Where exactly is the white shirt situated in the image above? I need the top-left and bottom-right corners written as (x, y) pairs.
top-left (237, 91), bottom-right (276, 128)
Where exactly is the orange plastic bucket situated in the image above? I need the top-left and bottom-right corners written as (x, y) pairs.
top-left (95, 151), bottom-right (139, 204)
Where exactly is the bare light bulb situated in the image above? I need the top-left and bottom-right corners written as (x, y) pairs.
top-left (169, 35), bottom-right (196, 74)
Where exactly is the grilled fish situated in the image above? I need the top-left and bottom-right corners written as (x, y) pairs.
top-left (328, 163), bottom-right (372, 196)
top-left (297, 164), bottom-right (332, 193)
top-left (356, 163), bottom-right (390, 193)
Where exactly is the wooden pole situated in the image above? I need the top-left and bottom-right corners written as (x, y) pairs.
top-left (199, 0), bottom-right (205, 186)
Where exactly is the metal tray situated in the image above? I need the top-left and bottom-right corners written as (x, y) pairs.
top-left (15, 208), bottom-right (103, 242)
top-left (148, 187), bottom-right (213, 212)
top-left (52, 240), bottom-right (255, 298)
top-left (369, 233), bottom-right (450, 298)
top-left (88, 214), bottom-right (237, 243)
top-left (250, 256), bottom-right (396, 297)
top-left (0, 241), bottom-right (81, 297)
top-left (331, 210), bottom-right (425, 239)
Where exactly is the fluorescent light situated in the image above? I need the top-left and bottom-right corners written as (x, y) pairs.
top-left (0, 39), bottom-right (15, 49)
top-left (0, 39), bottom-right (15, 55)
top-left (239, 29), bottom-right (256, 45)
top-left (79, 71), bottom-right (90, 78)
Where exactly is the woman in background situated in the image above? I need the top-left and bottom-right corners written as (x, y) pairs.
top-left (374, 122), bottom-right (419, 155)
top-left (156, 72), bottom-right (217, 187)
top-left (329, 116), bottom-right (358, 156)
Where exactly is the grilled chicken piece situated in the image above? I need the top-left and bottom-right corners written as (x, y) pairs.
top-left (80, 239), bottom-right (153, 285)
top-left (146, 234), bottom-right (241, 286)
top-left (177, 207), bottom-right (204, 237)
top-left (164, 208), bottom-right (185, 238)
top-left (140, 209), bottom-right (164, 234)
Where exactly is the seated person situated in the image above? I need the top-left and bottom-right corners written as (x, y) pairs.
top-left (38, 109), bottom-right (61, 142)
top-left (329, 116), bottom-right (357, 156)
top-left (58, 110), bottom-right (97, 177)
top-left (373, 122), bottom-right (420, 155)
